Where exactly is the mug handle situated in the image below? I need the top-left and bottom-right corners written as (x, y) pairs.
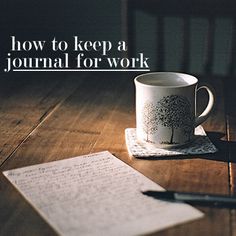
top-left (195, 85), bottom-right (215, 127)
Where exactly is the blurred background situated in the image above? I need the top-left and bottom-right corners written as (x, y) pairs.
top-left (1, 0), bottom-right (235, 76)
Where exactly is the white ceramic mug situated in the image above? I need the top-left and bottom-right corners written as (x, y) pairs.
top-left (134, 72), bottom-right (214, 148)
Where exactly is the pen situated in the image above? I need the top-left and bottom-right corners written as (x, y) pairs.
top-left (142, 190), bottom-right (236, 208)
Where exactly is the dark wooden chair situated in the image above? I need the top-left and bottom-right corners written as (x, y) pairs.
top-left (122, 0), bottom-right (236, 76)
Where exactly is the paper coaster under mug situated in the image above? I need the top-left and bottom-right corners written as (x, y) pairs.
top-left (125, 126), bottom-right (218, 158)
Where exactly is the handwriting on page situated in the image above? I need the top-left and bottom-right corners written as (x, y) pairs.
top-left (3, 151), bottom-right (203, 236)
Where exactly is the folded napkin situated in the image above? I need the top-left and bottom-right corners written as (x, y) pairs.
top-left (125, 126), bottom-right (217, 158)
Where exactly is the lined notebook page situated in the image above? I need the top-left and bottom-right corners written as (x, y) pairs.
top-left (3, 151), bottom-right (203, 236)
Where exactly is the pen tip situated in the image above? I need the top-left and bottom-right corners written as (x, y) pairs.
top-left (141, 190), bottom-right (157, 196)
top-left (141, 190), bottom-right (173, 199)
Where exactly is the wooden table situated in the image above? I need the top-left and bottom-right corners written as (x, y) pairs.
top-left (0, 72), bottom-right (235, 236)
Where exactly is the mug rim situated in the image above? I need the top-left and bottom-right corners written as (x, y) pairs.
top-left (134, 72), bottom-right (198, 88)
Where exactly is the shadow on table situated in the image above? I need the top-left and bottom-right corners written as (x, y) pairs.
top-left (204, 131), bottom-right (236, 163)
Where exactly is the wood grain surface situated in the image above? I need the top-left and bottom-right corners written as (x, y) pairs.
top-left (0, 73), bottom-right (234, 236)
